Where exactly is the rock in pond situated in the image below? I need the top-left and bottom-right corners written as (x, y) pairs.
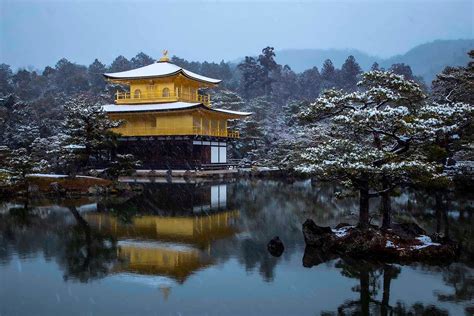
top-left (302, 219), bottom-right (460, 264)
top-left (267, 236), bottom-right (285, 257)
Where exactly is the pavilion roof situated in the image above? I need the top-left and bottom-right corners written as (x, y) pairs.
top-left (102, 102), bottom-right (252, 118)
top-left (103, 61), bottom-right (221, 84)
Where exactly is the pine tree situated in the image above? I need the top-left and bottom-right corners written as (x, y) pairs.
top-left (339, 55), bottom-right (362, 92)
top-left (54, 58), bottom-right (89, 94)
top-left (258, 47), bottom-right (278, 96)
top-left (88, 59), bottom-right (107, 92)
top-left (62, 95), bottom-right (122, 172)
top-left (237, 56), bottom-right (264, 99)
top-left (5, 148), bottom-right (37, 182)
top-left (297, 67), bottom-right (322, 100)
top-left (0, 64), bottom-right (14, 95)
top-left (431, 50), bottom-right (474, 104)
top-left (370, 62), bottom-right (380, 71)
top-left (295, 71), bottom-right (473, 228)
top-left (320, 59), bottom-right (337, 90)
top-left (130, 52), bottom-right (154, 68)
top-left (109, 55), bottom-right (132, 73)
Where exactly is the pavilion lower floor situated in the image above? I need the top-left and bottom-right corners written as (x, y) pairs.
top-left (116, 136), bottom-right (231, 169)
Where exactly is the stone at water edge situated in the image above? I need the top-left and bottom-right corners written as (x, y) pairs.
top-left (302, 219), bottom-right (334, 248)
top-left (267, 236), bottom-right (285, 257)
top-left (301, 218), bottom-right (460, 264)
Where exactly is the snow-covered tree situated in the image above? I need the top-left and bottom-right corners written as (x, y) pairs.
top-left (105, 154), bottom-right (141, 179)
top-left (5, 148), bottom-right (37, 182)
top-left (295, 71), bottom-right (473, 228)
top-left (431, 50), bottom-right (474, 161)
top-left (30, 135), bottom-right (64, 172)
top-left (2, 100), bottom-right (40, 149)
top-left (431, 50), bottom-right (474, 105)
top-left (62, 95), bottom-right (122, 172)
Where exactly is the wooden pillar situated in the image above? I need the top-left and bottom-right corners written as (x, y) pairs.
top-left (200, 116), bottom-right (203, 135)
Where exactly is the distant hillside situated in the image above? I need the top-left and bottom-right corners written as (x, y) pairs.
top-left (274, 39), bottom-right (473, 84)
top-left (275, 48), bottom-right (379, 72)
top-left (380, 39), bottom-right (473, 83)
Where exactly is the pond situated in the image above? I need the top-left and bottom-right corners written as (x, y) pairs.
top-left (0, 180), bottom-right (473, 315)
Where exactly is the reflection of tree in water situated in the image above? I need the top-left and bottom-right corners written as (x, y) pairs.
top-left (0, 203), bottom-right (118, 283)
top-left (393, 187), bottom-right (474, 263)
top-left (223, 180), bottom-right (361, 281)
top-left (322, 259), bottom-right (450, 316)
top-left (412, 263), bottom-right (474, 315)
top-left (58, 206), bottom-right (118, 282)
top-left (437, 264), bottom-right (474, 312)
top-left (392, 187), bottom-right (474, 313)
top-left (332, 259), bottom-right (400, 315)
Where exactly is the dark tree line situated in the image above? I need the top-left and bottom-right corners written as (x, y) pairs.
top-left (0, 47), bottom-right (427, 170)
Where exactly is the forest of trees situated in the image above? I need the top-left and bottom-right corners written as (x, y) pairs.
top-left (0, 47), bottom-right (472, 189)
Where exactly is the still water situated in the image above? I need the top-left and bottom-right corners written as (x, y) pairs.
top-left (0, 180), bottom-right (473, 315)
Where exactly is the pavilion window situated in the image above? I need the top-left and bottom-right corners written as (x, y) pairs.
top-left (134, 89), bottom-right (141, 99)
top-left (162, 87), bottom-right (170, 97)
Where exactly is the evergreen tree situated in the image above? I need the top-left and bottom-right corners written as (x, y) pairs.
top-left (271, 64), bottom-right (298, 105)
top-left (54, 58), bottom-right (89, 94)
top-left (388, 63), bottom-right (415, 80)
top-left (258, 47), bottom-right (278, 96)
top-left (130, 52), bottom-right (154, 68)
top-left (295, 71), bottom-right (473, 228)
top-left (88, 59), bottom-right (107, 92)
top-left (109, 55), bottom-right (132, 73)
top-left (2, 101), bottom-right (40, 149)
top-left (0, 64), bottom-right (13, 95)
top-left (297, 67), bottom-right (322, 100)
top-left (5, 148), bottom-right (37, 182)
top-left (237, 56), bottom-right (264, 99)
top-left (320, 59), bottom-right (337, 89)
top-left (339, 55), bottom-right (362, 91)
top-left (370, 62), bottom-right (381, 71)
top-left (62, 95), bottom-right (122, 170)
top-left (431, 50), bottom-right (474, 104)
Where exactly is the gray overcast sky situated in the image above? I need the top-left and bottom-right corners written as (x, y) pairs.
top-left (0, 0), bottom-right (472, 70)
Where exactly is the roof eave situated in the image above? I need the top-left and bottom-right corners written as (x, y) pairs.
top-left (103, 69), bottom-right (221, 85)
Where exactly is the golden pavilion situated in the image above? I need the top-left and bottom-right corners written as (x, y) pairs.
top-left (103, 51), bottom-right (251, 169)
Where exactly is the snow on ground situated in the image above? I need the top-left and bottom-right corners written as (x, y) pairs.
top-left (332, 226), bottom-right (353, 238)
top-left (384, 234), bottom-right (442, 251)
top-left (412, 235), bottom-right (441, 249)
top-left (27, 174), bottom-right (103, 180)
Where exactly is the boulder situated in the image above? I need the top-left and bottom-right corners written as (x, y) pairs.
top-left (302, 246), bottom-right (338, 268)
top-left (390, 222), bottom-right (427, 239)
top-left (267, 236), bottom-right (285, 257)
top-left (302, 219), bottom-right (334, 248)
top-left (302, 219), bottom-right (460, 265)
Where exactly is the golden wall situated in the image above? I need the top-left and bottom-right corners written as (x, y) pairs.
top-left (109, 110), bottom-right (231, 137)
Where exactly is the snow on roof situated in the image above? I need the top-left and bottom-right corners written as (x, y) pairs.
top-left (103, 61), bottom-right (221, 84)
top-left (103, 102), bottom-right (200, 113)
top-left (212, 108), bottom-right (252, 116)
top-left (103, 102), bottom-right (252, 116)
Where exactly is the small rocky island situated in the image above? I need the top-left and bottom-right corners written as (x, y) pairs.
top-left (302, 219), bottom-right (460, 267)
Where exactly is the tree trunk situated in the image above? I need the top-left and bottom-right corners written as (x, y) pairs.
top-left (360, 268), bottom-right (370, 316)
top-left (359, 180), bottom-right (370, 228)
top-left (381, 268), bottom-right (391, 316)
top-left (435, 194), bottom-right (443, 234)
top-left (381, 176), bottom-right (392, 229)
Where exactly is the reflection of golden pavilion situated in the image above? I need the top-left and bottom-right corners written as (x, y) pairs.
top-left (116, 241), bottom-right (211, 283)
top-left (85, 210), bottom-right (239, 247)
top-left (84, 210), bottom-right (239, 283)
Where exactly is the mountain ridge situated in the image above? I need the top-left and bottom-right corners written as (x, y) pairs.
top-left (273, 39), bottom-right (473, 83)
